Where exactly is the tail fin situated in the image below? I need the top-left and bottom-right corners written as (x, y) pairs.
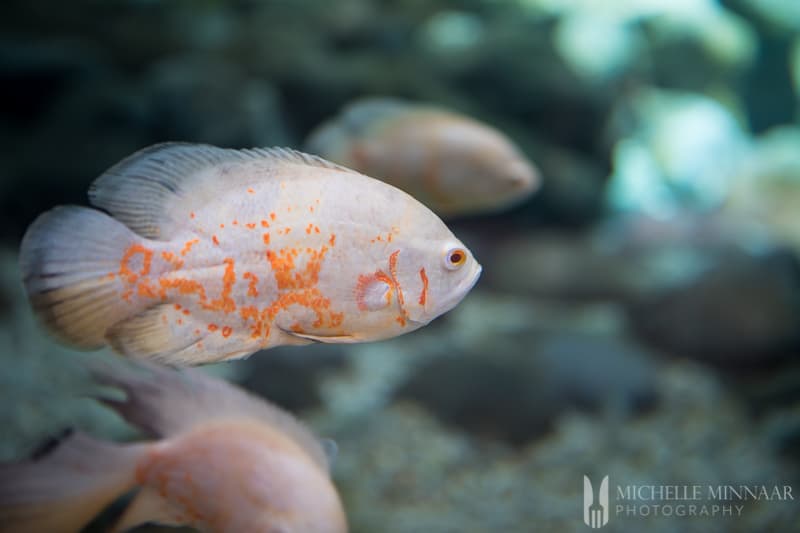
top-left (0, 430), bottom-right (147, 533)
top-left (19, 206), bottom-right (140, 349)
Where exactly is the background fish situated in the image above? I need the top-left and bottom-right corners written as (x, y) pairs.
top-left (19, 143), bottom-right (481, 365)
top-left (305, 98), bottom-right (540, 217)
top-left (0, 359), bottom-right (347, 533)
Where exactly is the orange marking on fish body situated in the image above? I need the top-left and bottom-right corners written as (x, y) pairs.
top-left (212, 235), bottom-right (220, 246)
top-left (388, 250), bottom-right (409, 325)
top-left (270, 212), bottom-right (276, 221)
top-left (120, 244), bottom-right (154, 283)
top-left (232, 220), bottom-right (238, 226)
top-left (208, 324), bottom-right (218, 332)
top-left (203, 258), bottom-right (236, 314)
top-left (306, 223), bottom-right (313, 235)
top-left (182, 308), bottom-right (190, 316)
top-left (247, 188), bottom-right (255, 194)
top-left (190, 212), bottom-right (195, 219)
top-left (137, 280), bottom-right (157, 299)
top-left (314, 225), bottom-right (320, 234)
top-left (243, 272), bottom-right (259, 297)
top-left (355, 271), bottom-right (394, 311)
top-left (220, 223), bottom-right (225, 229)
top-left (158, 278), bottom-right (207, 302)
top-left (419, 267), bottom-right (429, 306)
top-left (329, 234), bottom-right (336, 246)
top-left (180, 239), bottom-right (200, 256)
top-left (262, 232), bottom-right (271, 245)
top-left (261, 220), bottom-right (269, 228)
top-left (221, 326), bottom-right (232, 338)
top-left (246, 222), bottom-right (256, 229)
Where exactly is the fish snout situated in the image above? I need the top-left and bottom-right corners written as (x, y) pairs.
top-left (505, 159), bottom-right (539, 193)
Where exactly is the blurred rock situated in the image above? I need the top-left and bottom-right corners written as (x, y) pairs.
top-left (629, 247), bottom-right (800, 363)
top-left (238, 343), bottom-right (348, 413)
top-left (394, 333), bottom-right (658, 445)
top-left (327, 362), bottom-right (797, 533)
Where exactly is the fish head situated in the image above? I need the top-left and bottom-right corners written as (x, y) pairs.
top-left (348, 230), bottom-right (481, 339)
top-left (435, 122), bottom-right (540, 214)
top-left (390, 234), bottom-right (482, 326)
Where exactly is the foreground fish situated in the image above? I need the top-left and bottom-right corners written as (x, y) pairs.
top-left (305, 98), bottom-right (540, 216)
top-left (20, 143), bottom-right (481, 364)
top-left (0, 360), bottom-right (347, 533)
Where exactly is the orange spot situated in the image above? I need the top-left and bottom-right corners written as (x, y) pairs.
top-left (221, 326), bottom-right (232, 338)
top-left (261, 220), bottom-right (269, 228)
top-left (203, 258), bottom-right (236, 314)
top-left (212, 235), bottom-right (219, 246)
top-left (208, 324), bottom-right (218, 332)
top-left (190, 212), bottom-right (195, 219)
top-left (329, 234), bottom-right (336, 246)
top-left (355, 271), bottom-right (394, 311)
top-left (119, 244), bottom-right (154, 284)
top-left (306, 223), bottom-right (313, 235)
top-left (180, 239), bottom-right (200, 256)
top-left (388, 250), bottom-right (408, 326)
top-left (388, 233), bottom-right (393, 242)
top-left (270, 212), bottom-right (276, 221)
top-left (243, 272), bottom-right (259, 297)
top-left (162, 251), bottom-right (174, 262)
top-left (290, 323), bottom-right (304, 333)
top-left (246, 222), bottom-right (256, 229)
top-left (247, 188), bottom-right (255, 194)
top-left (232, 220), bottom-right (238, 226)
top-left (418, 267), bottom-right (429, 306)
top-left (174, 304), bottom-right (182, 310)
top-left (158, 278), bottom-right (207, 302)
top-left (314, 225), bottom-right (320, 234)
top-left (220, 223), bottom-right (225, 229)
top-left (137, 279), bottom-right (157, 299)
top-left (376, 235), bottom-right (383, 241)
top-left (182, 308), bottom-right (190, 316)
top-left (309, 206), bottom-right (314, 213)
top-left (263, 233), bottom-right (271, 245)
top-left (177, 318), bottom-right (183, 325)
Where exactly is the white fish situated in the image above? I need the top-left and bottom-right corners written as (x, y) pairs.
top-left (19, 143), bottom-right (482, 365)
top-left (306, 98), bottom-right (540, 216)
top-left (0, 360), bottom-right (347, 533)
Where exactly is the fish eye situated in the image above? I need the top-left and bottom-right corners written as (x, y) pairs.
top-left (444, 247), bottom-right (467, 270)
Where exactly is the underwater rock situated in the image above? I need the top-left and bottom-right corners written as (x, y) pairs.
top-left (629, 247), bottom-right (800, 363)
top-left (393, 332), bottom-right (658, 445)
top-left (238, 344), bottom-right (349, 413)
top-left (328, 362), bottom-right (797, 533)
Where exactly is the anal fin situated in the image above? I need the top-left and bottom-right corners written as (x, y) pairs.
top-left (106, 304), bottom-right (205, 364)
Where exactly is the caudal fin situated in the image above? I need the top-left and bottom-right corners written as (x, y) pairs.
top-left (0, 430), bottom-right (147, 533)
top-left (19, 206), bottom-right (140, 349)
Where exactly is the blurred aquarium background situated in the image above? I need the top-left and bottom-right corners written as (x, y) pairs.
top-left (1, 0), bottom-right (800, 531)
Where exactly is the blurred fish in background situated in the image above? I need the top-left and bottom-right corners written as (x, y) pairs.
top-left (1, 0), bottom-right (800, 532)
top-left (0, 359), bottom-right (346, 533)
top-left (305, 98), bottom-right (540, 216)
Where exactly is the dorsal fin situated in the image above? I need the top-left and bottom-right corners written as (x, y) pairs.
top-left (88, 142), bottom-right (352, 240)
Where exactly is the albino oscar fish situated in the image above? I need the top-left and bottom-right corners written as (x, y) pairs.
top-left (0, 360), bottom-right (347, 533)
top-left (20, 143), bottom-right (481, 365)
top-left (305, 98), bottom-right (540, 217)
